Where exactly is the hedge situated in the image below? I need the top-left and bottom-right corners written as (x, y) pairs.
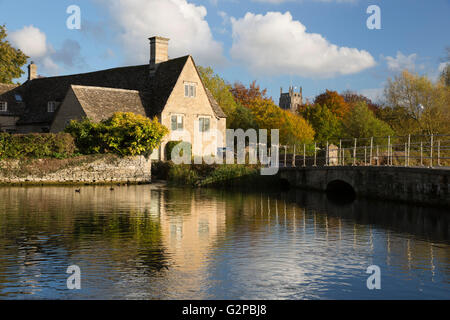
top-left (0, 133), bottom-right (76, 159)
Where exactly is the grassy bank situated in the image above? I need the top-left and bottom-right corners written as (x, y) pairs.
top-left (152, 161), bottom-right (281, 189)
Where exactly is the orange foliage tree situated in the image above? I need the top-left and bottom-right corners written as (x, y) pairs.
top-left (231, 81), bottom-right (315, 146)
top-left (314, 90), bottom-right (351, 119)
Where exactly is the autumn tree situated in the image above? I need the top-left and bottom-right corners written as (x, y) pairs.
top-left (341, 90), bottom-right (381, 115)
top-left (314, 90), bottom-right (351, 119)
top-left (249, 98), bottom-right (315, 146)
top-left (384, 70), bottom-right (450, 135)
top-left (231, 81), bottom-right (270, 109)
top-left (0, 25), bottom-right (28, 84)
top-left (440, 47), bottom-right (450, 87)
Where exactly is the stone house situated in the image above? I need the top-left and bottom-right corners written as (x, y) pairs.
top-left (0, 36), bottom-right (227, 160)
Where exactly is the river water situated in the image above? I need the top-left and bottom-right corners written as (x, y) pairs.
top-left (0, 184), bottom-right (448, 299)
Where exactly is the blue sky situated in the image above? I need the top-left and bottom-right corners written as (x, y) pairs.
top-left (1, 0), bottom-right (449, 103)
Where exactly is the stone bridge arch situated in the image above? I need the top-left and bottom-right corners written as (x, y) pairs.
top-left (277, 166), bottom-right (449, 208)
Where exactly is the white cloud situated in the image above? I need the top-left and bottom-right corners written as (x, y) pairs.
top-left (8, 25), bottom-right (85, 76)
top-left (99, 0), bottom-right (225, 66)
top-left (9, 25), bottom-right (48, 58)
top-left (230, 12), bottom-right (375, 78)
top-left (384, 51), bottom-right (420, 73)
top-left (252, 0), bottom-right (357, 3)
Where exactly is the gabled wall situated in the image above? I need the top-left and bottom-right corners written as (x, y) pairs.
top-left (159, 56), bottom-right (226, 161)
top-left (50, 87), bottom-right (87, 133)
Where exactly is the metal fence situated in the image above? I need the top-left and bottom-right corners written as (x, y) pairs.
top-left (277, 134), bottom-right (450, 168)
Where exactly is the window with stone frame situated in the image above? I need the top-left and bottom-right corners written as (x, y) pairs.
top-left (171, 114), bottom-right (184, 131)
top-left (0, 102), bottom-right (7, 112)
top-left (184, 83), bottom-right (196, 98)
top-left (199, 117), bottom-right (210, 133)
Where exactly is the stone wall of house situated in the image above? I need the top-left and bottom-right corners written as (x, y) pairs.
top-left (0, 154), bottom-right (151, 184)
top-left (160, 56), bottom-right (226, 161)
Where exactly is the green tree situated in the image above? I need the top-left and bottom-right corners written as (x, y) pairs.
top-left (197, 67), bottom-right (236, 117)
top-left (198, 66), bottom-right (259, 130)
top-left (343, 102), bottom-right (394, 141)
top-left (301, 104), bottom-right (342, 143)
top-left (0, 25), bottom-right (28, 84)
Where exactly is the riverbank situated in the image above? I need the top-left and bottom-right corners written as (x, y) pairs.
top-left (0, 154), bottom-right (151, 185)
top-left (152, 161), bottom-right (283, 189)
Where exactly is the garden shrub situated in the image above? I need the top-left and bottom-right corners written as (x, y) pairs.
top-left (0, 133), bottom-right (76, 159)
top-left (65, 112), bottom-right (169, 157)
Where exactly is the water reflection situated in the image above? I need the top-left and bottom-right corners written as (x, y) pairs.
top-left (0, 185), bottom-right (448, 299)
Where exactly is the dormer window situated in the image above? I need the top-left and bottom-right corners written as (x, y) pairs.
top-left (47, 101), bottom-right (56, 113)
top-left (184, 82), bottom-right (196, 98)
top-left (0, 102), bottom-right (7, 112)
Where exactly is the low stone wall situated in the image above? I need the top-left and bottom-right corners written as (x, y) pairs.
top-left (0, 154), bottom-right (151, 185)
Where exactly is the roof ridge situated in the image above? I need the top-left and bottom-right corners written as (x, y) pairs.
top-left (27, 55), bottom-right (191, 82)
top-left (71, 84), bottom-right (140, 93)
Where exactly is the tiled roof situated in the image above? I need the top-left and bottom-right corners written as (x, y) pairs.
top-left (13, 54), bottom-right (227, 125)
top-left (16, 64), bottom-right (152, 125)
top-left (205, 88), bottom-right (227, 118)
top-left (0, 84), bottom-right (26, 116)
top-left (71, 85), bottom-right (147, 122)
top-left (144, 55), bottom-right (190, 117)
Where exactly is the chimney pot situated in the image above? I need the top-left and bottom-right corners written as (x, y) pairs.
top-left (28, 62), bottom-right (37, 81)
top-left (149, 36), bottom-right (170, 66)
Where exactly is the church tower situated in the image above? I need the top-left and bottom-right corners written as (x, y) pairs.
top-left (279, 86), bottom-right (302, 113)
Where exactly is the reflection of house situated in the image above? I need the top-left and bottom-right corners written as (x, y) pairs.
top-left (156, 190), bottom-right (226, 273)
top-left (0, 36), bottom-right (227, 160)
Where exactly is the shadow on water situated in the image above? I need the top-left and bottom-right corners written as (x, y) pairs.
top-left (325, 180), bottom-right (356, 205)
top-left (283, 188), bottom-right (449, 243)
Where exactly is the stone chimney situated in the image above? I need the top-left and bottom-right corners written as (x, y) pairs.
top-left (149, 36), bottom-right (169, 66)
top-left (28, 62), bottom-right (37, 81)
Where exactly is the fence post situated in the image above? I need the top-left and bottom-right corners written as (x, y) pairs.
top-left (353, 138), bottom-right (357, 166)
top-left (313, 142), bottom-right (317, 166)
top-left (437, 140), bottom-right (441, 167)
top-left (430, 134), bottom-right (433, 168)
top-left (326, 141), bottom-right (329, 166)
top-left (404, 142), bottom-right (407, 166)
top-left (370, 137), bottom-right (373, 166)
top-left (284, 145), bottom-right (287, 168)
top-left (420, 141), bottom-right (423, 166)
top-left (303, 144), bottom-right (306, 167)
top-left (364, 146), bottom-right (367, 166)
top-left (342, 147), bottom-right (345, 166)
top-left (387, 136), bottom-right (390, 166)
top-left (293, 145), bottom-right (296, 167)
top-left (407, 134), bottom-right (411, 167)
top-left (376, 145), bottom-right (379, 166)
top-left (339, 140), bottom-right (342, 166)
